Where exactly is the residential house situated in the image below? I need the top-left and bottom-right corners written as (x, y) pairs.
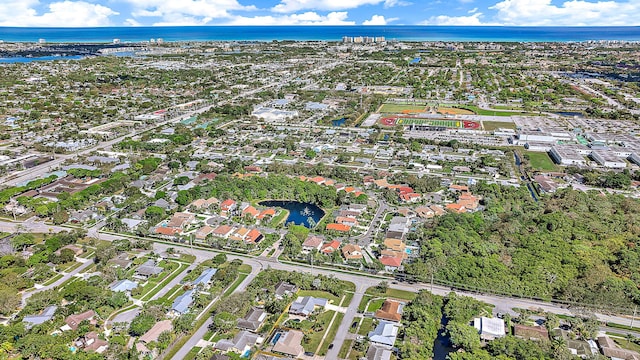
top-left (155, 226), bottom-right (182, 237)
top-left (215, 330), bottom-right (262, 354)
top-left (138, 320), bottom-right (173, 352)
top-left (366, 344), bottom-right (393, 360)
top-left (109, 253), bottom-right (132, 269)
top-left (473, 317), bottom-right (506, 341)
top-left (134, 259), bottom-right (163, 279)
top-left (193, 268), bottom-right (217, 288)
top-left (414, 206), bottom-right (435, 219)
top-left (110, 279), bottom-right (138, 293)
top-left (289, 296), bottom-right (328, 317)
top-left (195, 225), bottom-right (216, 241)
top-left (445, 203), bottom-right (467, 214)
top-left (514, 324), bottom-right (549, 341)
top-left (383, 238), bottom-right (406, 256)
top-left (321, 240), bottom-right (341, 254)
top-left (213, 225), bottom-right (235, 239)
top-left (335, 216), bottom-right (358, 227)
top-left (326, 223), bottom-right (351, 232)
top-left (245, 229), bottom-right (263, 243)
top-left (342, 244), bottom-right (364, 261)
top-left (302, 235), bottom-right (324, 253)
top-left (220, 199), bottom-right (237, 217)
top-left (23, 305), bottom-right (57, 329)
top-left (449, 184), bottom-right (469, 192)
top-left (388, 217), bottom-right (409, 235)
top-left (374, 299), bottom-right (405, 323)
top-left (272, 330), bottom-right (304, 358)
top-left (379, 254), bottom-right (404, 272)
top-left (121, 218), bottom-right (145, 231)
top-left (597, 336), bottom-right (640, 360)
top-left (256, 208), bottom-right (276, 221)
top-left (62, 310), bottom-right (96, 331)
top-left (172, 290), bottom-right (195, 316)
top-left (242, 205), bottom-right (260, 219)
top-left (230, 227), bottom-right (250, 242)
top-left (237, 307), bottom-right (267, 332)
top-left (368, 320), bottom-right (400, 347)
top-left (167, 212), bottom-right (195, 229)
top-left (74, 331), bottom-right (109, 353)
top-left (457, 192), bottom-right (480, 210)
top-left (274, 281), bottom-right (297, 299)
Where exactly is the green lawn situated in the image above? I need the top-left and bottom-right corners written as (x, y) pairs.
top-left (298, 290), bottom-right (341, 304)
top-left (318, 312), bottom-right (344, 356)
top-left (524, 151), bottom-right (558, 171)
top-left (614, 338), bottom-right (640, 353)
top-left (238, 264), bottom-right (252, 273)
top-left (366, 298), bottom-right (385, 312)
top-left (269, 209), bottom-right (289, 227)
top-left (357, 317), bottom-right (375, 336)
top-left (338, 339), bottom-right (353, 359)
top-left (483, 120), bottom-right (517, 131)
top-left (303, 311), bottom-right (336, 354)
top-left (182, 346), bottom-right (201, 360)
top-left (140, 262), bottom-right (188, 301)
top-left (358, 295), bottom-right (373, 312)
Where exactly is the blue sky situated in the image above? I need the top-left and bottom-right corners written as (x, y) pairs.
top-left (0, 0), bottom-right (638, 27)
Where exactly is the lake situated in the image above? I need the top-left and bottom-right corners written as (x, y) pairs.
top-left (259, 200), bottom-right (325, 228)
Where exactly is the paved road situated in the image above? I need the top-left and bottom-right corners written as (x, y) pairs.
top-left (325, 283), bottom-right (366, 360)
top-left (150, 242), bottom-right (638, 329)
top-left (148, 262), bottom-right (198, 302)
top-left (21, 258), bottom-right (94, 306)
top-left (170, 263), bottom-right (262, 360)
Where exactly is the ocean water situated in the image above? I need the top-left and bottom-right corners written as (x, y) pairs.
top-left (0, 55), bottom-right (83, 63)
top-left (0, 26), bottom-right (639, 43)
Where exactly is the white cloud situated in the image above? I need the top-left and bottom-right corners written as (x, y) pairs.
top-left (0, 0), bottom-right (118, 27)
top-left (383, 0), bottom-right (412, 8)
top-left (490, 0), bottom-right (640, 26)
top-left (468, 7), bottom-right (478, 13)
top-left (272, 0), bottom-right (388, 13)
top-left (225, 11), bottom-right (356, 25)
top-left (124, 0), bottom-right (257, 25)
top-left (124, 18), bottom-right (142, 26)
top-left (362, 14), bottom-right (398, 25)
top-left (421, 12), bottom-right (486, 25)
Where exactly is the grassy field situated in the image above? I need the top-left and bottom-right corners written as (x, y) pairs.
top-left (366, 298), bottom-right (385, 312)
top-left (360, 287), bottom-right (417, 311)
top-left (379, 103), bottom-right (427, 114)
top-left (269, 209), bottom-right (289, 227)
top-left (338, 340), bottom-right (353, 359)
top-left (437, 107), bottom-right (474, 115)
top-left (482, 120), bottom-right (517, 131)
top-left (357, 317), bottom-right (375, 336)
top-left (318, 312), bottom-right (344, 356)
top-left (303, 310), bottom-right (336, 354)
top-left (524, 151), bottom-right (558, 171)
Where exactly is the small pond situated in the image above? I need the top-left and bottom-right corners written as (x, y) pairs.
top-left (259, 200), bottom-right (325, 228)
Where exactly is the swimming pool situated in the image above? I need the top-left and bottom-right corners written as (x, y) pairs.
top-left (271, 332), bottom-right (282, 345)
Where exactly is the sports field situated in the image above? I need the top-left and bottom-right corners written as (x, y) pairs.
top-left (524, 151), bottom-right (558, 171)
top-left (482, 120), bottom-right (516, 131)
top-left (437, 107), bottom-right (475, 115)
top-left (379, 103), bottom-right (428, 114)
top-left (380, 116), bottom-right (480, 129)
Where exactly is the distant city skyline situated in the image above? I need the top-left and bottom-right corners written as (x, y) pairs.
top-left (0, 0), bottom-right (638, 28)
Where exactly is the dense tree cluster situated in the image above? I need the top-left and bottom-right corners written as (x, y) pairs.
top-left (406, 183), bottom-right (640, 309)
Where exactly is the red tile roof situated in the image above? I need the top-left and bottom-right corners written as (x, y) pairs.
top-left (380, 255), bottom-right (403, 267)
top-left (246, 229), bottom-right (263, 243)
top-left (326, 223), bottom-right (351, 232)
